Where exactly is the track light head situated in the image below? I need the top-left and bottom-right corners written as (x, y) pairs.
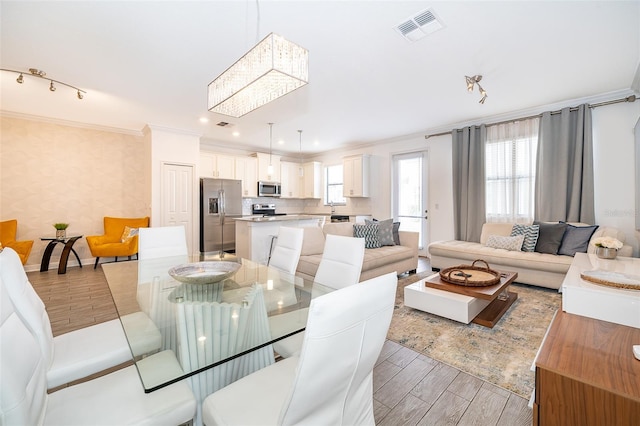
top-left (77, 90), bottom-right (83, 100)
top-left (16, 73), bottom-right (24, 84)
top-left (49, 81), bottom-right (56, 92)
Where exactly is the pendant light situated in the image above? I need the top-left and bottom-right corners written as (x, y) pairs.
top-left (267, 123), bottom-right (274, 177)
top-left (298, 130), bottom-right (304, 177)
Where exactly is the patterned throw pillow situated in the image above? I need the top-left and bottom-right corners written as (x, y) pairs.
top-left (510, 224), bottom-right (540, 252)
top-left (121, 226), bottom-right (139, 243)
top-left (365, 218), bottom-right (395, 246)
top-left (485, 234), bottom-right (524, 251)
top-left (353, 223), bottom-right (381, 249)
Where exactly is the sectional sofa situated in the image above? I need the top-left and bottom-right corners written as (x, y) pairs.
top-left (295, 222), bottom-right (419, 282)
top-left (428, 222), bottom-right (633, 290)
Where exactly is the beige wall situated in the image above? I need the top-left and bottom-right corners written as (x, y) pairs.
top-left (0, 116), bottom-right (150, 270)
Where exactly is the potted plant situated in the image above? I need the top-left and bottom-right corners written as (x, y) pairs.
top-left (53, 223), bottom-right (69, 239)
top-left (591, 236), bottom-right (623, 259)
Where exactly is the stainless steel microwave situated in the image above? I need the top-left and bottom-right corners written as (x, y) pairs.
top-left (257, 181), bottom-right (281, 197)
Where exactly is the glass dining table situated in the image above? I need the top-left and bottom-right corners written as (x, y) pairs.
top-left (102, 255), bottom-right (332, 394)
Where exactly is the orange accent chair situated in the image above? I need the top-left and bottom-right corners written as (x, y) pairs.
top-left (86, 217), bottom-right (150, 269)
top-left (0, 219), bottom-right (34, 265)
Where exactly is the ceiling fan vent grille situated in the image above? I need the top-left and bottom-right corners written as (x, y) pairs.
top-left (394, 8), bottom-right (443, 42)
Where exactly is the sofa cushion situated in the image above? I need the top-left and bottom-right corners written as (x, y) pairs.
top-left (322, 222), bottom-right (354, 237)
top-left (365, 219), bottom-right (395, 246)
top-left (510, 224), bottom-right (539, 252)
top-left (486, 234), bottom-right (524, 251)
top-left (353, 223), bottom-right (381, 249)
top-left (429, 240), bottom-right (574, 274)
top-left (361, 245), bottom-right (414, 271)
top-left (479, 223), bottom-right (514, 244)
top-left (300, 227), bottom-right (325, 256)
top-left (558, 224), bottom-right (599, 256)
top-left (534, 221), bottom-right (567, 254)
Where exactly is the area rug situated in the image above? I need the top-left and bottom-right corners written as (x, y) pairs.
top-left (388, 272), bottom-right (561, 398)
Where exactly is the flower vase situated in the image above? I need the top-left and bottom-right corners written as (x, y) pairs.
top-left (56, 229), bottom-right (66, 240)
top-left (596, 246), bottom-right (617, 259)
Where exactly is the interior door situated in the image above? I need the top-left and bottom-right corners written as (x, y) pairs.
top-left (162, 163), bottom-right (194, 254)
top-left (392, 151), bottom-right (429, 256)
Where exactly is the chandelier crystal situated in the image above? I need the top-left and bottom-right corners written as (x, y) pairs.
top-left (208, 33), bottom-right (309, 117)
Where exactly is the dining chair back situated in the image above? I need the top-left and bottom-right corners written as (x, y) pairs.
top-left (0, 281), bottom-right (197, 425)
top-left (0, 247), bottom-right (160, 389)
top-left (271, 234), bottom-right (365, 359)
top-left (268, 226), bottom-right (304, 274)
top-left (202, 272), bottom-right (398, 426)
top-left (138, 225), bottom-right (188, 260)
top-left (314, 234), bottom-right (366, 289)
top-left (175, 284), bottom-right (274, 425)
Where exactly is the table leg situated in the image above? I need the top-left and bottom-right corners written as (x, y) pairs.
top-left (40, 240), bottom-right (59, 272)
top-left (58, 236), bottom-right (81, 274)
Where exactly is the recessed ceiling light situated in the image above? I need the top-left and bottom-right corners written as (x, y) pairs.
top-left (232, 131), bottom-right (240, 137)
top-left (314, 140), bottom-right (319, 146)
top-left (199, 117), bottom-right (209, 123)
top-left (278, 139), bottom-right (285, 145)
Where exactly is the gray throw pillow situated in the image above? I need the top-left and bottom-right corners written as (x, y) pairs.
top-left (534, 221), bottom-right (567, 254)
top-left (392, 222), bottom-right (401, 245)
top-left (365, 218), bottom-right (395, 246)
top-left (558, 224), bottom-right (599, 256)
top-left (353, 223), bottom-right (381, 249)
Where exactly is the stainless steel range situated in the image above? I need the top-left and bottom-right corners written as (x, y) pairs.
top-left (252, 203), bottom-right (286, 217)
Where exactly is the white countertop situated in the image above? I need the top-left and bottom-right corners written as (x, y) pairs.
top-left (234, 215), bottom-right (322, 223)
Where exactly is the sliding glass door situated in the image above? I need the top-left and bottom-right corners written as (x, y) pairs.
top-left (392, 151), bottom-right (428, 256)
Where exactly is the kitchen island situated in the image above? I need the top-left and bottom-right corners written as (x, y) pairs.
top-left (234, 215), bottom-right (323, 264)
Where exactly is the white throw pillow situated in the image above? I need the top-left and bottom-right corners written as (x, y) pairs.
top-left (485, 234), bottom-right (524, 251)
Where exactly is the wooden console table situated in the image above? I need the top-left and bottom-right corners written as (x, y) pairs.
top-left (534, 309), bottom-right (640, 425)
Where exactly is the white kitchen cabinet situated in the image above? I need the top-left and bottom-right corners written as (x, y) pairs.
top-left (200, 152), bottom-right (235, 179)
top-left (235, 156), bottom-right (258, 197)
top-left (343, 154), bottom-right (370, 197)
top-left (280, 161), bottom-right (301, 198)
top-left (253, 152), bottom-right (281, 182)
top-left (301, 161), bottom-right (322, 199)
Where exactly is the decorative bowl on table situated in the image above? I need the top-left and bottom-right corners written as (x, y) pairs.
top-left (168, 261), bottom-right (241, 285)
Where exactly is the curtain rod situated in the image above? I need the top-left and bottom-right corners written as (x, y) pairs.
top-left (424, 94), bottom-right (638, 139)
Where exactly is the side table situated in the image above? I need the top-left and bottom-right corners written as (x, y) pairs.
top-left (40, 236), bottom-right (83, 274)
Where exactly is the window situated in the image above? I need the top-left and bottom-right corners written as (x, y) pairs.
top-left (325, 164), bottom-right (346, 205)
top-left (485, 118), bottom-right (539, 223)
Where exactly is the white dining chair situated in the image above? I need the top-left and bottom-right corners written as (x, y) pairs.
top-left (0, 247), bottom-right (161, 389)
top-left (138, 225), bottom-right (189, 260)
top-left (271, 234), bottom-right (366, 358)
top-left (202, 272), bottom-right (398, 426)
top-left (174, 284), bottom-right (275, 425)
top-left (0, 280), bottom-right (197, 426)
top-left (267, 226), bottom-right (304, 274)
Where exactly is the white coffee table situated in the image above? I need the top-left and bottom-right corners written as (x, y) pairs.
top-left (404, 271), bottom-right (518, 328)
top-left (562, 252), bottom-right (640, 328)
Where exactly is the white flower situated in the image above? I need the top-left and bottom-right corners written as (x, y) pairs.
top-left (591, 236), bottom-right (623, 249)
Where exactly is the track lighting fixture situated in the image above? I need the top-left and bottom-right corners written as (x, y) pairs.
top-left (465, 75), bottom-right (488, 104)
top-left (1, 68), bottom-right (86, 99)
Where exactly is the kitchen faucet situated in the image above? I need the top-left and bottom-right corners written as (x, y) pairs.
top-left (330, 201), bottom-right (335, 214)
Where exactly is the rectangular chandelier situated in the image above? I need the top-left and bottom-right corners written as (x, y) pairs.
top-left (208, 33), bottom-right (309, 118)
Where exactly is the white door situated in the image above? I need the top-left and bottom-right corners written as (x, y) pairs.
top-left (392, 151), bottom-right (429, 256)
top-left (162, 163), bottom-right (194, 254)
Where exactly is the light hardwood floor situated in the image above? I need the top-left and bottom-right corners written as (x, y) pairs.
top-left (28, 258), bottom-right (532, 426)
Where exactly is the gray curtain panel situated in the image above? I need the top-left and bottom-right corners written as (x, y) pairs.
top-left (534, 104), bottom-right (595, 224)
top-left (452, 125), bottom-right (486, 242)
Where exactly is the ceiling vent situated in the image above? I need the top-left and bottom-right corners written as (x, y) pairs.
top-left (394, 8), bottom-right (444, 42)
top-left (216, 121), bottom-right (233, 127)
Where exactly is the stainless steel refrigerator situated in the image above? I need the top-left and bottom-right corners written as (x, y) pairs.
top-left (199, 178), bottom-right (243, 255)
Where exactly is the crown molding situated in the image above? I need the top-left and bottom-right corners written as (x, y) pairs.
top-left (0, 110), bottom-right (143, 136)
